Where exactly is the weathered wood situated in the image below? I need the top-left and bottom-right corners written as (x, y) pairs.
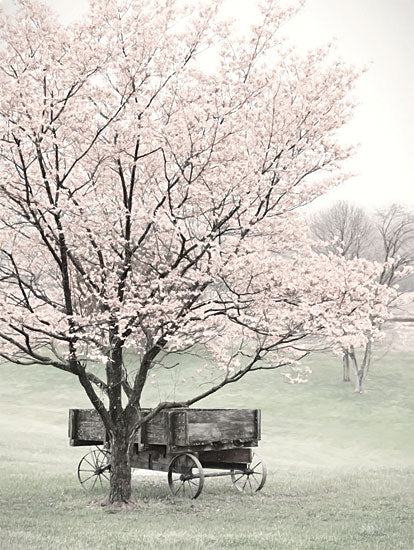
top-left (68, 409), bottom-right (106, 444)
top-left (144, 410), bottom-right (167, 445)
top-left (130, 448), bottom-right (183, 472)
top-left (255, 409), bottom-right (261, 440)
top-left (184, 409), bottom-right (259, 446)
top-left (68, 409), bottom-right (77, 439)
top-left (169, 440), bottom-right (257, 453)
top-left (198, 448), bottom-right (253, 464)
top-left (170, 409), bottom-right (187, 446)
top-left (68, 407), bottom-right (261, 450)
top-left (69, 438), bottom-right (104, 447)
top-left (200, 462), bottom-right (248, 471)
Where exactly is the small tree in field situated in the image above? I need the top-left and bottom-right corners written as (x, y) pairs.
top-left (311, 201), bottom-right (376, 383)
top-left (0, 0), bottom-right (392, 505)
top-left (311, 201), bottom-right (374, 383)
top-left (311, 201), bottom-right (414, 392)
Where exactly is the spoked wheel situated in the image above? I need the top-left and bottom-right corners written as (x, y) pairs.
top-left (231, 452), bottom-right (267, 494)
top-left (168, 453), bottom-right (204, 499)
top-left (77, 447), bottom-right (111, 490)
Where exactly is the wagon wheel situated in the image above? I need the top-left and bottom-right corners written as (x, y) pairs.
top-left (77, 447), bottom-right (111, 490)
top-left (168, 453), bottom-right (204, 499)
top-left (231, 452), bottom-right (267, 494)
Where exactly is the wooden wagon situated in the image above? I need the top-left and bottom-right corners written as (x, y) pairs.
top-left (68, 407), bottom-right (267, 499)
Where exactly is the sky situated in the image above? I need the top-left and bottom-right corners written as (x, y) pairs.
top-left (2, 0), bottom-right (413, 211)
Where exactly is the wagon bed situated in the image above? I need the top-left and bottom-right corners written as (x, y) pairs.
top-left (69, 407), bottom-right (266, 498)
top-left (69, 407), bottom-right (260, 451)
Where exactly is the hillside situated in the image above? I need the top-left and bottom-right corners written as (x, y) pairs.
top-left (1, 350), bottom-right (413, 549)
top-left (1, 349), bottom-right (413, 473)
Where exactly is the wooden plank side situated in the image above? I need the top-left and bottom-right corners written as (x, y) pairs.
top-left (186, 409), bottom-right (259, 444)
top-left (74, 409), bottom-right (106, 441)
top-left (170, 410), bottom-right (187, 447)
top-left (198, 448), bottom-right (252, 464)
top-left (69, 407), bottom-right (261, 447)
top-left (255, 409), bottom-right (261, 440)
top-left (170, 440), bottom-right (257, 453)
top-left (69, 408), bottom-right (166, 445)
top-left (69, 438), bottom-right (103, 447)
top-left (68, 409), bottom-right (104, 441)
top-left (68, 409), bottom-right (78, 439)
top-left (144, 409), bottom-right (187, 446)
top-left (130, 449), bottom-right (171, 472)
top-left (142, 411), bottom-right (168, 445)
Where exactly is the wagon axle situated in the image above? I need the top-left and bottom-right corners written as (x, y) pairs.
top-left (94, 465), bottom-right (110, 476)
top-left (191, 469), bottom-right (247, 479)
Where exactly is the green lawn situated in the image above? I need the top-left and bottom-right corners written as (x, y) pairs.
top-left (0, 469), bottom-right (412, 549)
top-left (0, 349), bottom-right (413, 549)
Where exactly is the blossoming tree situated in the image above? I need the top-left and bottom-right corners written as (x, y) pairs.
top-left (311, 201), bottom-right (413, 391)
top-left (0, 0), bottom-right (393, 505)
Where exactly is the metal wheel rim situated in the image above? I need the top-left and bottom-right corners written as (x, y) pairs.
top-left (231, 452), bottom-right (267, 494)
top-left (168, 453), bottom-right (204, 499)
top-left (77, 448), bottom-right (111, 490)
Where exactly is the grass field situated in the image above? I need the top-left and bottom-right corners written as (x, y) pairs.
top-left (0, 349), bottom-right (413, 549)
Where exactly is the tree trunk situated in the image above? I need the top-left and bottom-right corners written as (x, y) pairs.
top-left (348, 346), bottom-right (364, 393)
top-left (354, 370), bottom-right (365, 394)
top-left (104, 339), bottom-right (133, 506)
top-left (349, 341), bottom-right (372, 394)
top-left (342, 350), bottom-right (350, 382)
top-left (108, 428), bottom-right (132, 505)
top-left (355, 339), bottom-right (372, 394)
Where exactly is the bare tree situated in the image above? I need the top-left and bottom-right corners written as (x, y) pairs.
top-left (311, 201), bottom-right (374, 260)
top-left (375, 204), bottom-right (414, 288)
